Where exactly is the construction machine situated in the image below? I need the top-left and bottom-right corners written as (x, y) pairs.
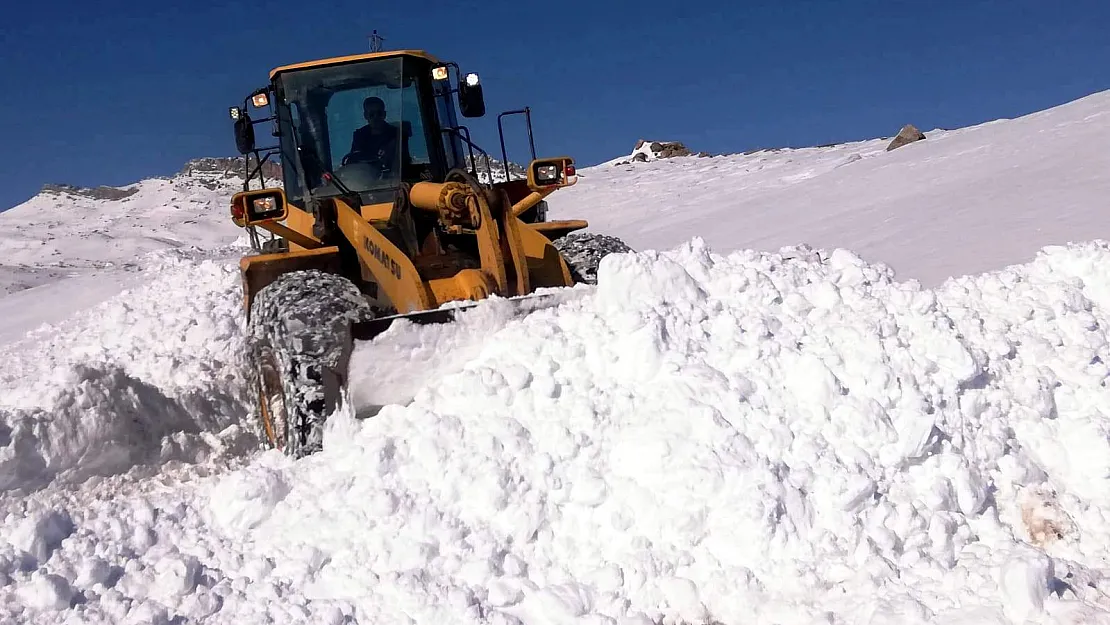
top-left (226, 48), bottom-right (629, 458)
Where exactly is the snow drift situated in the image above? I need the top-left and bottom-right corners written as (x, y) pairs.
top-left (0, 250), bottom-right (256, 493)
top-left (4, 239), bottom-right (1110, 623)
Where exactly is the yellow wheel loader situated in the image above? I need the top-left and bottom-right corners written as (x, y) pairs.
top-left (226, 48), bottom-right (630, 457)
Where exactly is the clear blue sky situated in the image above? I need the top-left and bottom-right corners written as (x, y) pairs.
top-left (2, 0), bottom-right (1109, 210)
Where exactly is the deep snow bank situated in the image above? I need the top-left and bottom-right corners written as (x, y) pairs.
top-left (0, 249), bottom-right (257, 493)
top-left (241, 239), bottom-right (1110, 624)
top-left (7, 239), bottom-right (1109, 624)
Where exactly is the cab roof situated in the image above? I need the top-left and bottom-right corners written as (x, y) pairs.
top-left (269, 50), bottom-right (442, 80)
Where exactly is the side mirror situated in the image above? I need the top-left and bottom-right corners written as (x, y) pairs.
top-left (527, 157), bottom-right (577, 191)
top-left (458, 73), bottom-right (485, 118)
top-left (230, 188), bottom-right (287, 227)
top-left (233, 115), bottom-right (256, 155)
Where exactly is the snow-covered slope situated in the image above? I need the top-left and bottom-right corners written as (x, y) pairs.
top-left (549, 90), bottom-right (1110, 287)
top-left (0, 158), bottom-right (248, 343)
top-left (3, 91), bottom-right (1110, 624)
top-left (0, 158), bottom-right (249, 276)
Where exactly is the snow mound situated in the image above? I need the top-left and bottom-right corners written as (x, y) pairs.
top-left (9, 238), bottom-right (1109, 623)
top-left (280, 238), bottom-right (1110, 623)
top-left (0, 251), bottom-right (257, 493)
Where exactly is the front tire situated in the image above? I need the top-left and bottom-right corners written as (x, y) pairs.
top-left (551, 232), bottom-right (634, 285)
top-left (247, 270), bottom-right (374, 458)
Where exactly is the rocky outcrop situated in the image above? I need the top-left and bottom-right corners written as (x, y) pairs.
top-left (635, 139), bottom-right (692, 159)
top-left (33, 155), bottom-right (284, 206)
top-left (182, 157), bottom-right (283, 182)
top-left (886, 124), bottom-right (926, 151)
top-left (181, 157), bottom-right (243, 176)
top-left (617, 139), bottom-right (700, 165)
top-left (464, 154), bottom-right (526, 183)
top-left (180, 156), bottom-right (283, 191)
top-left (39, 184), bottom-right (139, 202)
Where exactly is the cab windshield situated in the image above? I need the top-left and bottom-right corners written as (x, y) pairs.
top-left (274, 56), bottom-right (435, 205)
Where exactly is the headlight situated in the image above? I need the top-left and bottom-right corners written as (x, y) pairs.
top-left (252, 196), bottom-right (276, 212)
top-left (231, 188), bottom-right (287, 225)
top-left (535, 164), bottom-right (559, 183)
top-left (528, 157), bottom-right (577, 190)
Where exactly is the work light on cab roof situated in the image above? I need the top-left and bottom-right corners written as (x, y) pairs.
top-left (220, 44), bottom-right (632, 460)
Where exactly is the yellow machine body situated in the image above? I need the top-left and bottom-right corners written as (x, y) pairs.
top-left (227, 47), bottom-right (603, 456)
top-left (229, 48), bottom-right (589, 334)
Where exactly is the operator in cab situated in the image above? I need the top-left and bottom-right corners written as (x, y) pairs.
top-left (342, 96), bottom-right (411, 176)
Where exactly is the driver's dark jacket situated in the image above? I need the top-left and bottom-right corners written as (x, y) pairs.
top-left (349, 125), bottom-right (410, 169)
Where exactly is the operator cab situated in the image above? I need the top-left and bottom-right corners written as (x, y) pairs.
top-left (231, 50), bottom-right (484, 208)
top-left (229, 48), bottom-right (574, 236)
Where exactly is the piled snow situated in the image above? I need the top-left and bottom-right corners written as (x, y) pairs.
top-left (0, 248), bottom-right (257, 494)
top-left (4, 240), bottom-right (1110, 623)
top-left (550, 90), bottom-right (1110, 287)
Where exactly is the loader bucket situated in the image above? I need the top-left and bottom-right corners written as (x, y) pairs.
top-left (350, 290), bottom-right (577, 343)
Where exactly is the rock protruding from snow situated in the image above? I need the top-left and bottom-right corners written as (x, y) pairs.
top-left (181, 156), bottom-right (283, 191)
top-left (463, 154), bottom-right (526, 184)
top-left (32, 156), bottom-right (277, 204)
top-left (887, 123), bottom-right (927, 151)
top-left (639, 139), bottom-right (693, 159)
top-left (0, 154), bottom-right (248, 301)
top-left (39, 184), bottom-right (140, 202)
top-left (623, 139), bottom-right (695, 163)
